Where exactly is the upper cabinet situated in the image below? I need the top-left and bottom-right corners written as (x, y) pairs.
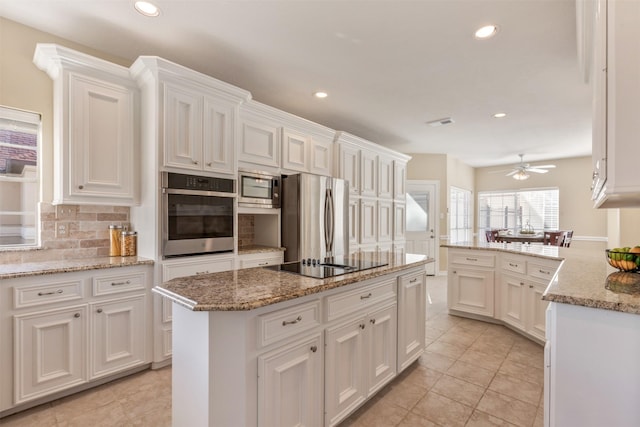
top-left (34, 44), bottom-right (140, 206)
top-left (393, 159), bottom-right (408, 201)
top-left (239, 101), bottom-right (281, 169)
top-left (587, 0), bottom-right (640, 207)
top-left (131, 56), bottom-right (250, 176)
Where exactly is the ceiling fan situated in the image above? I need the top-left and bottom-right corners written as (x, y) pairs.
top-left (492, 154), bottom-right (556, 180)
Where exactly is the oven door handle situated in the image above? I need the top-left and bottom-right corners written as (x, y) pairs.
top-left (163, 188), bottom-right (237, 198)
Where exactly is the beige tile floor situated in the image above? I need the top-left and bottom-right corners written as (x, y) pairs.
top-left (1, 275), bottom-right (544, 427)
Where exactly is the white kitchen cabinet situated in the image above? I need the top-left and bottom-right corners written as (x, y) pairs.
top-left (359, 198), bottom-right (377, 245)
top-left (2, 265), bottom-right (153, 410)
top-left (377, 199), bottom-right (393, 243)
top-left (33, 44), bottom-right (139, 206)
top-left (500, 273), bottom-right (527, 331)
top-left (360, 151), bottom-right (378, 197)
top-left (448, 251), bottom-right (496, 318)
top-left (309, 136), bottom-right (333, 176)
top-left (378, 156), bottom-right (393, 199)
top-left (237, 251), bottom-right (284, 269)
top-left (397, 270), bottom-right (426, 372)
top-left (348, 197), bottom-right (360, 247)
top-left (257, 334), bottom-right (323, 427)
top-left (324, 302), bottom-right (397, 427)
top-left (393, 159), bottom-right (407, 201)
top-left (590, 0), bottom-right (640, 207)
top-left (337, 142), bottom-right (360, 195)
top-left (13, 305), bottom-right (87, 404)
top-left (163, 82), bottom-right (237, 175)
top-left (239, 103), bottom-right (281, 169)
top-left (281, 127), bottom-right (333, 175)
top-left (393, 202), bottom-right (406, 241)
top-left (89, 295), bottom-right (146, 379)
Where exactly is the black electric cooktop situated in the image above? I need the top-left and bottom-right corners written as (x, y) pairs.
top-left (264, 257), bottom-right (388, 279)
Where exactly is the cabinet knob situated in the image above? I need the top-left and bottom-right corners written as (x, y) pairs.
top-left (193, 160), bottom-right (199, 165)
top-left (520, 282), bottom-right (525, 286)
top-left (74, 313), bottom-right (81, 318)
top-left (206, 162), bottom-right (212, 167)
top-left (78, 185), bottom-right (84, 190)
top-left (310, 345), bottom-right (317, 353)
top-left (359, 324), bottom-right (365, 330)
top-left (529, 285), bottom-right (534, 289)
top-left (370, 318), bottom-right (376, 325)
top-left (97, 308), bottom-right (103, 313)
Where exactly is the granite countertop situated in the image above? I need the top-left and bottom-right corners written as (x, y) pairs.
top-left (153, 253), bottom-right (430, 312)
top-left (443, 242), bottom-right (640, 315)
top-left (237, 245), bottom-right (285, 255)
top-left (0, 256), bottom-right (154, 280)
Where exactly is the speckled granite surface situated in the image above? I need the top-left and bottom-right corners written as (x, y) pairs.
top-left (237, 245), bottom-right (285, 255)
top-left (153, 253), bottom-right (430, 311)
top-left (0, 256), bottom-right (154, 280)
top-left (443, 242), bottom-right (640, 315)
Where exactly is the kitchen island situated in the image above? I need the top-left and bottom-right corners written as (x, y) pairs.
top-left (442, 242), bottom-right (640, 427)
top-left (153, 253), bottom-right (430, 427)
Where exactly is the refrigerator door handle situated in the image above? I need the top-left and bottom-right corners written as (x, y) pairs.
top-left (324, 188), bottom-right (334, 255)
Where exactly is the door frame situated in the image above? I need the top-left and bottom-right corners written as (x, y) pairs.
top-left (406, 180), bottom-right (440, 275)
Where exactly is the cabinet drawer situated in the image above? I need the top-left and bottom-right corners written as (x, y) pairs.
top-left (527, 260), bottom-right (560, 282)
top-left (450, 251), bottom-right (495, 268)
top-left (257, 300), bottom-right (321, 348)
top-left (162, 256), bottom-right (235, 281)
top-left (501, 256), bottom-right (527, 275)
top-left (92, 271), bottom-right (146, 296)
top-left (238, 255), bottom-right (283, 269)
top-left (14, 279), bottom-right (83, 309)
top-left (326, 278), bottom-right (396, 322)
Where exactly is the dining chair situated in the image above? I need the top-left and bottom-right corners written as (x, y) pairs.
top-left (543, 231), bottom-right (564, 246)
top-left (562, 230), bottom-right (573, 247)
top-left (485, 229), bottom-right (501, 243)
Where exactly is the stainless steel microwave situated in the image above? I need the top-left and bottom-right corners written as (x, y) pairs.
top-left (238, 170), bottom-right (280, 208)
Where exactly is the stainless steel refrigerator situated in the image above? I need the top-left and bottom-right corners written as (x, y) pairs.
top-left (281, 173), bottom-right (349, 263)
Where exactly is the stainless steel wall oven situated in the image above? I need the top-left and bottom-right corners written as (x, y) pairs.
top-left (162, 172), bottom-right (235, 258)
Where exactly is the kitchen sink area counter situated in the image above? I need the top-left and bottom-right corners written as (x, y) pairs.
top-left (153, 253), bottom-right (428, 311)
top-left (0, 256), bottom-right (154, 280)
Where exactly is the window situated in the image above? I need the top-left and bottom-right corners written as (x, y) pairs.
top-left (478, 188), bottom-right (559, 241)
top-left (449, 186), bottom-right (472, 244)
top-left (0, 106), bottom-right (41, 248)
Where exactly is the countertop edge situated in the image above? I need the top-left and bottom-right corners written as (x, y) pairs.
top-left (0, 257), bottom-right (155, 279)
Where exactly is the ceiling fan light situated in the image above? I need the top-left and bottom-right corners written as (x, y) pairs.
top-left (513, 170), bottom-right (530, 180)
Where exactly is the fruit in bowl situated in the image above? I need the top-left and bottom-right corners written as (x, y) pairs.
top-left (606, 247), bottom-right (640, 272)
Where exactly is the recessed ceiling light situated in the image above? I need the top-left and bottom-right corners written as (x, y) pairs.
top-left (475, 25), bottom-right (498, 39)
top-left (314, 91), bottom-right (328, 99)
top-left (493, 112), bottom-right (507, 118)
top-left (135, 1), bottom-right (160, 17)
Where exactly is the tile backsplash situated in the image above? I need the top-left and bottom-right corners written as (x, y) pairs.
top-left (238, 214), bottom-right (255, 248)
top-left (0, 202), bottom-right (130, 264)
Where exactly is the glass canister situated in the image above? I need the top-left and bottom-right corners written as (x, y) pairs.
top-left (109, 225), bottom-right (124, 256)
top-left (121, 231), bottom-right (138, 257)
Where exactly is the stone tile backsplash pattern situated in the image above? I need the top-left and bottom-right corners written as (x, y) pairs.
top-left (0, 202), bottom-right (130, 265)
top-left (238, 214), bottom-right (255, 248)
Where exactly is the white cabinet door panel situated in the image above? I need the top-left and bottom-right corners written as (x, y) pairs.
top-left (366, 304), bottom-right (397, 395)
top-left (164, 83), bottom-right (203, 170)
top-left (203, 96), bottom-right (235, 174)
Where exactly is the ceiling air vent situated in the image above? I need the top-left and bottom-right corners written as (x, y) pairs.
top-left (426, 117), bottom-right (454, 127)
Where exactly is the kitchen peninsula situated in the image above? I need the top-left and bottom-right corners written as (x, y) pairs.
top-left (153, 253), bottom-right (430, 427)
top-left (443, 242), bottom-right (640, 427)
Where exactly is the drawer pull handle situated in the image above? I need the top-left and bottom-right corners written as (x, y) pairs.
top-left (466, 257), bottom-right (478, 261)
top-left (258, 262), bottom-right (268, 266)
top-left (38, 289), bottom-right (63, 296)
top-left (370, 318), bottom-right (376, 325)
top-left (360, 293), bottom-right (372, 300)
top-left (509, 263), bottom-right (518, 267)
top-left (97, 308), bottom-right (103, 313)
top-left (409, 278), bottom-right (418, 283)
top-left (310, 345), bottom-right (318, 353)
top-left (196, 271), bottom-right (210, 275)
top-left (282, 315), bottom-right (302, 326)
top-left (359, 324), bottom-right (366, 329)
top-left (74, 313), bottom-right (81, 318)
top-left (539, 269), bottom-right (550, 275)
top-left (111, 280), bottom-right (131, 286)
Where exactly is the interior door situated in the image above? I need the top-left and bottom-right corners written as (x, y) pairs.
top-left (406, 181), bottom-right (437, 275)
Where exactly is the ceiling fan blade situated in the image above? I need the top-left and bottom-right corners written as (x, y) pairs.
top-left (505, 170), bottom-right (519, 177)
top-left (527, 168), bottom-right (550, 174)
top-left (488, 169), bottom-right (514, 174)
top-left (532, 164), bottom-right (556, 169)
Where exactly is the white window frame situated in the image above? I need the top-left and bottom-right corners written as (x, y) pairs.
top-left (449, 186), bottom-right (473, 244)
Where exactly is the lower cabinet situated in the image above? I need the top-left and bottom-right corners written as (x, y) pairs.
top-left (2, 265), bottom-right (152, 411)
top-left (257, 334), bottom-right (323, 427)
top-left (448, 267), bottom-right (495, 317)
top-left (397, 270), bottom-right (426, 372)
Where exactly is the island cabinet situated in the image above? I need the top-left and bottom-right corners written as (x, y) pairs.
top-left (33, 44), bottom-right (140, 206)
top-left (0, 264), bottom-right (153, 412)
top-left (166, 262), bottom-right (426, 427)
top-left (448, 251), bottom-right (496, 317)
